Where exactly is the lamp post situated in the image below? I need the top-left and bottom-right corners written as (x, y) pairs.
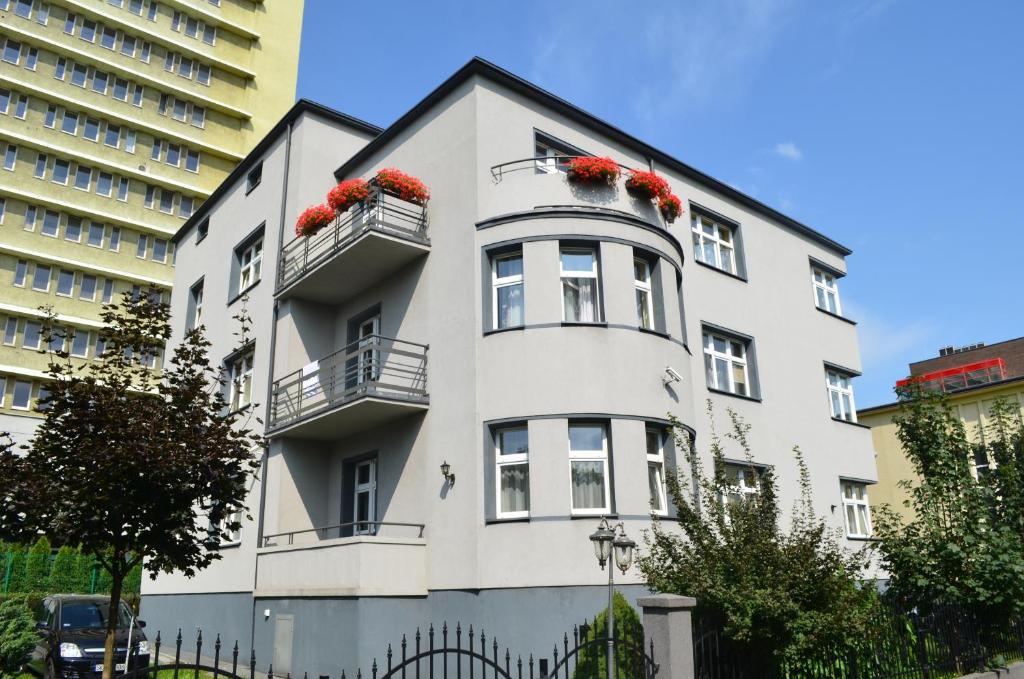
top-left (589, 517), bottom-right (635, 679)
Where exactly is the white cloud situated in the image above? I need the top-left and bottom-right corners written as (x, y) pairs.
top-left (774, 141), bottom-right (803, 161)
top-left (843, 300), bottom-right (933, 368)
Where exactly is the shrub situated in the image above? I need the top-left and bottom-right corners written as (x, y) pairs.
top-left (659, 194), bottom-right (683, 223)
top-left (572, 592), bottom-right (642, 679)
top-left (294, 204), bottom-right (336, 238)
top-left (24, 537), bottom-right (50, 593)
top-left (624, 170), bottom-right (670, 201)
top-left (0, 597), bottom-right (37, 674)
top-left (49, 545), bottom-right (78, 593)
top-left (327, 179), bottom-right (370, 213)
top-left (374, 168), bottom-right (430, 204)
top-left (567, 156), bottom-right (620, 185)
top-left (73, 549), bottom-right (98, 594)
top-left (3, 550), bottom-right (26, 594)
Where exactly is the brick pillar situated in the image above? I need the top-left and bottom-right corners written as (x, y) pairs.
top-left (638, 593), bottom-right (697, 679)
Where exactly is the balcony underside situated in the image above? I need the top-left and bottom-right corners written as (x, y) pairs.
top-left (268, 393), bottom-right (428, 441)
top-left (278, 229), bottom-right (429, 305)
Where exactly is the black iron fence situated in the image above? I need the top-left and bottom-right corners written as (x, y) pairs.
top-left (693, 604), bottom-right (1024, 679)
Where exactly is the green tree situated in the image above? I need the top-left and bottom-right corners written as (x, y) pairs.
top-left (73, 548), bottom-right (97, 594)
top-left (638, 402), bottom-right (878, 669)
top-left (24, 537), bottom-right (51, 593)
top-left (4, 550), bottom-right (26, 595)
top-left (0, 292), bottom-right (263, 679)
top-left (572, 592), bottom-right (643, 679)
top-left (0, 597), bottom-right (36, 675)
top-left (873, 390), bottom-right (1024, 620)
top-left (49, 545), bottom-right (79, 593)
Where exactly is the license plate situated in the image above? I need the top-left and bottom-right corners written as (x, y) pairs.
top-left (94, 664), bottom-right (126, 672)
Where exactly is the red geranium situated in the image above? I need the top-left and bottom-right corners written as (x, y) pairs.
top-left (327, 179), bottom-right (370, 213)
top-left (374, 168), bottom-right (430, 204)
top-left (625, 169), bottom-right (671, 201)
top-left (659, 193), bottom-right (683, 224)
top-left (295, 204), bottom-right (335, 238)
top-left (567, 156), bottom-right (620, 185)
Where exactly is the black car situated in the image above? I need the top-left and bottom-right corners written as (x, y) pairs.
top-left (29, 594), bottom-right (151, 679)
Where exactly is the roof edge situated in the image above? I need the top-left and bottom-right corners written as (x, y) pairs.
top-left (172, 99), bottom-right (381, 243)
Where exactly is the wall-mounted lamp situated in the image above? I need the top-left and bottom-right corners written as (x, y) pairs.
top-left (440, 460), bottom-right (455, 488)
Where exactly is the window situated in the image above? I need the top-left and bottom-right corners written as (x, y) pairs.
top-left (108, 226), bottom-right (121, 251)
top-left (54, 57), bottom-right (66, 80)
top-left (84, 117), bottom-right (100, 141)
top-left (70, 64), bottom-right (88, 88)
top-left (722, 464), bottom-right (761, 507)
top-left (152, 238), bottom-right (167, 263)
top-left (238, 237), bottom-right (263, 291)
top-left (35, 2), bottom-right (48, 24)
top-left (159, 190), bottom-right (174, 214)
top-left (188, 280), bottom-right (203, 328)
top-left (3, 145), bottom-right (17, 171)
top-left (43, 105), bottom-right (56, 127)
top-left (177, 57), bottom-right (193, 79)
top-left (646, 427), bottom-right (668, 515)
top-left (131, 84), bottom-right (144, 107)
top-left (13, 95), bottom-right (27, 119)
top-left (185, 149), bottom-right (200, 172)
top-left (2, 40), bottom-right (21, 65)
top-left (33, 154), bottom-right (47, 178)
top-left (120, 35), bottom-right (136, 57)
top-left (197, 63), bottom-right (211, 86)
top-left (692, 213), bottom-right (737, 275)
top-left (3, 317), bottom-right (17, 345)
top-left (100, 26), bottom-right (117, 50)
top-left (172, 99), bottom-right (186, 122)
top-left (826, 369), bottom-right (857, 422)
top-left (568, 423), bottom-right (610, 514)
top-left (352, 459), bottom-right (376, 535)
top-left (56, 269), bottom-right (74, 296)
top-left (166, 143), bottom-right (180, 167)
top-left (13, 0), bottom-right (30, 18)
top-left (841, 481), bottom-right (871, 538)
top-left (150, 138), bottom-right (162, 161)
top-left (128, 0), bottom-right (143, 14)
top-left (47, 326), bottom-right (64, 353)
top-left (23, 321), bottom-right (41, 349)
top-left (96, 172), bottom-right (113, 197)
top-left (41, 210), bottom-right (59, 236)
top-left (812, 267), bottom-right (841, 315)
top-left (495, 426), bottom-right (529, 518)
top-left (140, 42), bottom-right (151, 62)
top-left (64, 216), bottom-right (82, 242)
top-left (87, 223), bottom-right (104, 247)
top-left (31, 264), bottom-right (50, 291)
top-left (112, 78), bottom-right (128, 102)
top-left (184, 15), bottom-right (197, 37)
top-left (147, 1), bottom-right (158, 21)
top-left (61, 111), bottom-right (78, 135)
top-left (74, 165), bottom-right (92, 191)
top-left (13, 260), bottom-right (28, 286)
top-left (52, 159), bottom-right (69, 184)
top-left (534, 134), bottom-right (580, 174)
top-left (71, 329), bottom-right (89, 357)
top-left (245, 162), bottom-right (263, 193)
top-left (0, 197), bottom-right (4, 223)
top-left (703, 330), bottom-right (750, 396)
top-left (144, 184), bottom-right (155, 208)
top-left (125, 130), bottom-right (136, 153)
top-left (202, 24), bottom-right (216, 45)
top-left (104, 124), bottom-right (121, 148)
top-left (179, 195), bottom-right (194, 218)
top-left (117, 178), bottom-right (129, 202)
top-left (11, 380), bottom-right (32, 409)
top-left (101, 279), bottom-right (114, 303)
top-left (492, 252), bottom-right (523, 329)
top-left (24, 47), bottom-right (37, 70)
top-left (0, 89), bottom-right (8, 113)
top-left (136, 234), bottom-right (148, 258)
top-left (80, 19), bottom-right (97, 42)
top-left (634, 257), bottom-right (654, 330)
top-left (191, 105), bottom-right (205, 128)
top-left (196, 218), bottom-right (209, 242)
top-left (229, 350), bottom-right (254, 410)
top-left (95, 334), bottom-right (106, 357)
top-left (80, 274), bottom-right (97, 301)
top-left (560, 248), bottom-right (601, 322)
top-left (63, 13), bottom-right (75, 34)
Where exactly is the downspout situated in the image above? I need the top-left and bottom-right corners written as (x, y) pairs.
top-left (249, 118), bottom-right (293, 660)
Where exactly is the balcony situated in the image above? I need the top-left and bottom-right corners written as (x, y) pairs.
top-left (256, 522), bottom-right (427, 597)
top-left (276, 188), bottom-right (429, 304)
top-left (897, 358), bottom-right (1008, 396)
top-left (268, 335), bottom-right (428, 439)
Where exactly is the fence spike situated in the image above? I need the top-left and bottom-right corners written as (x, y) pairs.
top-left (173, 629), bottom-right (182, 679)
top-left (371, 658), bottom-right (378, 679)
top-left (267, 663), bottom-right (273, 679)
top-left (232, 640), bottom-right (239, 677)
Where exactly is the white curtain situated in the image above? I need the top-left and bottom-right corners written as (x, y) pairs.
top-left (563, 279), bottom-right (596, 322)
top-left (571, 461), bottom-right (605, 509)
top-left (500, 464), bottom-right (529, 513)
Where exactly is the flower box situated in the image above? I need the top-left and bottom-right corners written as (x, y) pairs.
top-left (374, 168), bottom-right (430, 205)
top-left (659, 194), bottom-right (683, 224)
top-left (328, 179), bottom-right (370, 213)
top-left (295, 204), bottom-right (335, 238)
top-left (567, 156), bottom-right (620, 186)
top-left (625, 170), bottom-right (671, 201)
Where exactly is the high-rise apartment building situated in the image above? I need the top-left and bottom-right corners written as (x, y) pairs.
top-left (0, 0), bottom-right (304, 442)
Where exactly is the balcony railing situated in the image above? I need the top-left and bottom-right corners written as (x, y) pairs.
top-left (260, 520), bottom-right (425, 548)
top-left (490, 154), bottom-right (631, 182)
top-left (268, 334), bottom-right (428, 432)
top-left (276, 187), bottom-right (429, 295)
top-left (897, 358), bottom-right (1007, 396)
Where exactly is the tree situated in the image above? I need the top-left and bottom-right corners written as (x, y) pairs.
top-left (872, 390), bottom-right (1024, 621)
top-left (572, 591), bottom-right (643, 679)
top-left (0, 291), bottom-right (263, 679)
top-left (24, 536), bottom-right (51, 593)
top-left (638, 402), bottom-right (878, 669)
top-left (0, 597), bottom-right (37, 674)
top-left (48, 545), bottom-right (79, 593)
top-left (3, 549), bottom-right (26, 595)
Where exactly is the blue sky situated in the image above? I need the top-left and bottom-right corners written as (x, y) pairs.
top-left (296, 0), bottom-right (1024, 408)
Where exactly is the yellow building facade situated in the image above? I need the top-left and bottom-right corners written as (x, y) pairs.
top-left (0, 0), bottom-right (303, 441)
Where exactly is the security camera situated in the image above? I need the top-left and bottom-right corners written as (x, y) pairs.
top-left (663, 367), bottom-right (683, 385)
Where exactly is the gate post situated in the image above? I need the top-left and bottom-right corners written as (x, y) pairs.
top-left (638, 594), bottom-right (696, 679)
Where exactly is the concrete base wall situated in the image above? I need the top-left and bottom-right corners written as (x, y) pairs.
top-left (962, 661), bottom-right (1024, 679)
top-left (142, 584), bottom-right (650, 676)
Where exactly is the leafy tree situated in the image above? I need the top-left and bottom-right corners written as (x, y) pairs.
top-left (49, 545), bottom-right (79, 593)
top-left (572, 591), bottom-right (643, 679)
top-left (638, 402), bottom-right (878, 669)
top-left (73, 548), bottom-right (97, 594)
top-left (0, 291), bottom-right (263, 679)
top-left (3, 550), bottom-right (26, 595)
top-left (24, 537), bottom-right (51, 593)
top-left (0, 597), bottom-right (36, 674)
top-left (873, 390), bottom-right (1024, 620)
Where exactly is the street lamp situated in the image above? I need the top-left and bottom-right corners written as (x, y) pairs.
top-left (589, 518), bottom-right (635, 679)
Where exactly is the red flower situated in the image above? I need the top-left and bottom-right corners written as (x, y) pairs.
top-left (295, 204), bottom-right (335, 238)
top-left (374, 168), bottom-right (430, 204)
top-left (327, 179), bottom-right (370, 213)
top-left (659, 193), bottom-right (683, 224)
top-left (567, 156), bottom-right (620, 185)
top-left (625, 169), bottom-right (671, 201)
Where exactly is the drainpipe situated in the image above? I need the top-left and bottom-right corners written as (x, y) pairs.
top-left (249, 117), bottom-right (293, 660)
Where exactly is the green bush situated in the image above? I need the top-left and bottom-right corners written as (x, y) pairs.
top-left (572, 592), bottom-right (643, 679)
top-left (4, 551), bottom-right (26, 595)
top-left (24, 538), bottom-right (51, 594)
top-left (48, 546), bottom-right (78, 594)
top-left (73, 550), bottom-right (98, 594)
top-left (0, 597), bottom-right (37, 674)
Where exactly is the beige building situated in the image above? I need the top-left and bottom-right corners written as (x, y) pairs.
top-left (0, 0), bottom-right (303, 442)
top-left (859, 337), bottom-right (1024, 520)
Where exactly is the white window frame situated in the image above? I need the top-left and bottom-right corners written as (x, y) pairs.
top-left (703, 331), bottom-right (750, 396)
top-left (721, 463), bottom-right (761, 507)
top-left (568, 422), bottom-right (611, 516)
top-left (634, 257), bottom-right (654, 330)
top-left (11, 379), bottom-right (32, 410)
top-left (560, 247), bottom-right (601, 323)
top-left (841, 481), bottom-right (872, 538)
top-left (491, 252), bottom-right (524, 330)
top-left (229, 350), bottom-right (254, 411)
top-left (352, 459), bottom-right (377, 536)
top-left (238, 237), bottom-right (262, 291)
top-left (495, 425), bottom-right (530, 519)
top-left (826, 369), bottom-right (857, 422)
top-left (691, 213), bottom-right (737, 274)
top-left (646, 427), bottom-right (668, 516)
top-left (812, 267), bottom-right (842, 315)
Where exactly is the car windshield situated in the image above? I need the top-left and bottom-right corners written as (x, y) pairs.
top-left (61, 602), bottom-right (133, 629)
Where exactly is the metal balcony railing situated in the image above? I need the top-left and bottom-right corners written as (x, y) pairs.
top-left (276, 187), bottom-right (429, 293)
top-left (260, 521), bottom-right (426, 547)
top-left (489, 155), bottom-right (632, 182)
top-left (269, 334), bottom-right (428, 430)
